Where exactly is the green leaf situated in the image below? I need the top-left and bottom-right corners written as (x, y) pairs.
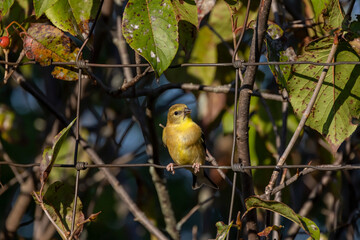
top-left (23, 23), bottom-right (80, 80)
top-left (286, 37), bottom-right (360, 152)
top-left (0, 0), bottom-right (15, 16)
top-left (244, 196), bottom-right (320, 240)
top-left (178, 20), bottom-right (197, 54)
top-left (215, 221), bottom-right (232, 240)
top-left (42, 181), bottom-right (85, 239)
top-left (311, 0), bottom-right (344, 32)
top-left (45, 0), bottom-right (81, 37)
top-left (122, 0), bottom-right (179, 76)
top-left (221, 106), bottom-right (234, 134)
top-left (33, 0), bottom-right (59, 17)
top-left (172, 0), bottom-right (198, 27)
top-left (40, 119), bottom-right (76, 185)
top-left (187, 27), bottom-right (217, 85)
top-left (298, 215), bottom-right (320, 240)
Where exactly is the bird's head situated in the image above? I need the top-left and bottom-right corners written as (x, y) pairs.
top-left (167, 104), bottom-right (192, 124)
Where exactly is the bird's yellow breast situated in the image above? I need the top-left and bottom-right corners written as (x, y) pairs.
top-left (163, 119), bottom-right (205, 166)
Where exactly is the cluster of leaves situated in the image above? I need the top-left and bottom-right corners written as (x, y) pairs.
top-left (0, 0), bottom-right (360, 239)
top-left (32, 119), bottom-right (100, 240)
top-left (215, 197), bottom-right (319, 240)
top-left (267, 0), bottom-right (360, 152)
top-left (1, 0), bottom-right (99, 80)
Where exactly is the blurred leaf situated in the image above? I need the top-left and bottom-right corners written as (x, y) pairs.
top-left (258, 225), bottom-right (283, 237)
top-left (286, 37), bottom-right (360, 152)
top-left (34, 0), bottom-right (58, 17)
top-left (0, 0), bottom-right (15, 16)
top-left (208, 0), bottom-right (233, 42)
top-left (221, 106), bottom-right (234, 134)
top-left (244, 196), bottom-right (320, 240)
top-left (187, 27), bottom-right (217, 84)
top-left (178, 20), bottom-right (197, 54)
top-left (122, 0), bottom-right (178, 77)
top-left (42, 181), bottom-right (85, 239)
top-left (0, 104), bottom-right (16, 142)
top-left (215, 221), bottom-right (232, 240)
top-left (310, 0), bottom-right (344, 32)
top-left (23, 23), bottom-right (80, 80)
top-left (40, 119), bottom-right (76, 186)
top-left (172, 0), bottom-right (198, 27)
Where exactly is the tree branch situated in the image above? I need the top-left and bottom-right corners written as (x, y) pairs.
top-left (236, 0), bottom-right (272, 238)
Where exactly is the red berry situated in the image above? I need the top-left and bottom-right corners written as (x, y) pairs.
top-left (0, 36), bottom-right (10, 48)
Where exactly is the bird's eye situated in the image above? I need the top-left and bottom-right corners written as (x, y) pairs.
top-left (174, 111), bottom-right (179, 116)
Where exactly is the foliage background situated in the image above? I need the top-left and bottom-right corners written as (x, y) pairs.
top-left (0, 0), bottom-right (359, 239)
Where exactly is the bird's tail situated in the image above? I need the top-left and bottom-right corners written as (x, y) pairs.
top-left (192, 169), bottom-right (218, 190)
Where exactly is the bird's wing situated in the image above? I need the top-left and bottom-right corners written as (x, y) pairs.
top-left (162, 127), bottom-right (167, 148)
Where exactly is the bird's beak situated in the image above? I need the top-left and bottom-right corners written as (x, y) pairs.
top-left (183, 107), bottom-right (191, 119)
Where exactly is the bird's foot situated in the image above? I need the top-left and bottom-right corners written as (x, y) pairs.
top-left (192, 163), bottom-right (201, 174)
top-left (166, 163), bottom-right (175, 175)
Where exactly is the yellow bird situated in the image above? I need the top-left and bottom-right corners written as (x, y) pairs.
top-left (162, 103), bottom-right (218, 190)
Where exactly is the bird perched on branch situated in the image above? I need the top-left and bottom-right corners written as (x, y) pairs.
top-left (162, 103), bottom-right (218, 190)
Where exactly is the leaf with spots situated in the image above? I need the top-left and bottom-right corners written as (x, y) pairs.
top-left (310, 0), bottom-right (344, 32)
top-left (43, 0), bottom-right (99, 37)
top-left (286, 37), bottom-right (360, 153)
top-left (172, 0), bottom-right (198, 27)
top-left (244, 196), bottom-right (320, 240)
top-left (122, 0), bottom-right (179, 77)
top-left (23, 23), bottom-right (80, 81)
top-left (42, 181), bottom-right (85, 239)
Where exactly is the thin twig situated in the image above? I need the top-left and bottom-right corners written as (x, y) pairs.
top-left (176, 195), bottom-right (216, 230)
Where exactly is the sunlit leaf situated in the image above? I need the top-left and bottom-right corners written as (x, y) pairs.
top-left (244, 196), bottom-right (320, 240)
top-left (40, 119), bottom-right (76, 185)
top-left (172, 0), bottom-right (198, 27)
top-left (187, 27), bottom-right (217, 85)
top-left (33, 0), bottom-right (59, 17)
top-left (122, 0), bottom-right (178, 76)
top-left (311, 0), bottom-right (344, 32)
top-left (286, 37), bottom-right (360, 152)
top-left (23, 23), bottom-right (80, 81)
top-left (45, 0), bottom-right (81, 36)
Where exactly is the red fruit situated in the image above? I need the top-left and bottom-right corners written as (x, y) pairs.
top-left (0, 36), bottom-right (10, 48)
